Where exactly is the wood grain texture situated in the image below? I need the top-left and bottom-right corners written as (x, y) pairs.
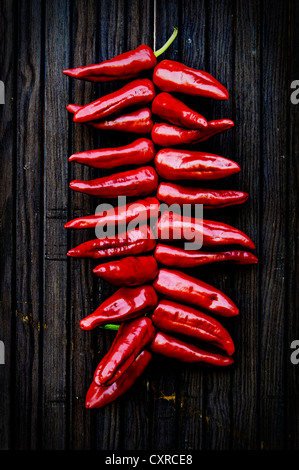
top-left (0, 0), bottom-right (298, 451)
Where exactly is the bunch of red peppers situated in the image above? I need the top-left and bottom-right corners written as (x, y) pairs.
top-left (63, 28), bottom-right (257, 409)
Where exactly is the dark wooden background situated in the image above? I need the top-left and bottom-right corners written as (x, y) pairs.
top-left (0, 0), bottom-right (298, 451)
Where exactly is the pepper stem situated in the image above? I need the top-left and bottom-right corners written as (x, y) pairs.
top-left (100, 324), bottom-right (120, 331)
top-left (154, 27), bottom-right (178, 58)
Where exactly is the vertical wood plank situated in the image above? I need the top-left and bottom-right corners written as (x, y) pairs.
top-left (259, 0), bottom-right (289, 450)
top-left (14, 0), bottom-right (43, 449)
top-left (67, 0), bottom-right (99, 450)
top-left (232, 0), bottom-right (261, 450)
top-left (203, 0), bottom-right (235, 449)
top-left (42, 0), bottom-right (70, 450)
top-left (0, 0), bottom-right (17, 450)
top-left (286, 0), bottom-right (299, 450)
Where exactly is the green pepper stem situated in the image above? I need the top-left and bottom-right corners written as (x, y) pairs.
top-left (100, 324), bottom-right (120, 331)
top-left (154, 27), bottom-right (178, 58)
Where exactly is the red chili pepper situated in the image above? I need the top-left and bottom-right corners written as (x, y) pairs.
top-left (151, 299), bottom-right (234, 355)
top-left (155, 212), bottom-right (255, 250)
top-left (152, 268), bottom-right (238, 317)
top-left (154, 244), bottom-right (258, 268)
top-left (67, 104), bottom-right (154, 135)
top-left (68, 137), bottom-right (155, 169)
top-left (64, 196), bottom-right (159, 230)
top-left (67, 225), bottom-right (156, 259)
top-left (151, 92), bottom-right (208, 129)
top-left (85, 350), bottom-right (152, 408)
top-left (79, 284), bottom-right (158, 330)
top-left (157, 182), bottom-right (248, 209)
top-left (63, 28), bottom-right (178, 82)
top-left (93, 316), bottom-right (155, 386)
top-left (69, 166), bottom-right (158, 198)
top-left (151, 119), bottom-right (234, 147)
top-left (154, 148), bottom-right (240, 181)
top-left (153, 59), bottom-right (229, 100)
top-left (149, 332), bottom-right (234, 366)
top-left (93, 255), bottom-right (159, 286)
top-left (73, 79), bottom-right (156, 123)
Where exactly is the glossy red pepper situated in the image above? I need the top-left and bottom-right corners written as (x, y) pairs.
top-left (85, 350), bottom-right (152, 408)
top-left (152, 268), bottom-right (238, 317)
top-left (151, 119), bottom-right (234, 147)
top-left (73, 79), bottom-right (156, 123)
top-left (68, 137), bottom-right (155, 169)
top-left (154, 148), bottom-right (240, 181)
top-left (93, 316), bottom-right (155, 386)
top-left (155, 211), bottom-right (255, 249)
top-left (154, 244), bottom-right (258, 268)
top-left (79, 284), bottom-right (158, 330)
top-left (149, 332), bottom-right (233, 366)
top-left (67, 104), bottom-right (154, 134)
top-left (69, 166), bottom-right (159, 198)
top-left (65, 196), bottom-right (159, 230)
top-left (151, 299), bottom-right (234, 355)
top-left (63, 28), bottom-right (178, 82)
top-left (93, 255), bottom-right (158, 286)
top-left (67, 225), bottom-right (156, 259)
top-left (151, 92), bottom-right (208, 129)
top-left (157, 182), bottom-right (248, 209)
top-left (153, 59), bottom-right (229, 100)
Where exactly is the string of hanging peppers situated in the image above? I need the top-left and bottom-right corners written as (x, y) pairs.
top-left (62, 27), bottom-right (257, 409)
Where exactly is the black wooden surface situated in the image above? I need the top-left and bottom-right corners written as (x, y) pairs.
top-left (0, 0), bottom-right (298, 451)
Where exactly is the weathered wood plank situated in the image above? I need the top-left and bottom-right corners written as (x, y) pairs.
top-left (203, 0), bottom-right (235, 450)
top-left (259, 0), bottom-right (289, 450)
top-left (42, 0), bottom-right (70, 450)
top-left (67, 0), bottom-right (99, 451)
top-left (14, 0), bottom-right (44, 449)
top-left (231, 0), bottom-right (261, 450)
top-left (0, 0), bottom-right (17, 450)
top-left (286, 0), bottom-right (299, 450)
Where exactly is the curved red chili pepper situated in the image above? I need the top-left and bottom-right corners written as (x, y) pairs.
top-left (151, 92), bottom-right (208, 129)
top-left (154, 148), bottom-right (240, 181)
top-left (157, 182), bottom-right (248, 209)
top-left (69, 166), bottom-right (159, 198)
top-left (151, 119), bottom-right (234, 147)
top-left (67, 225), bottom-right (156, 259)
top-left (152, 268), bottom-right (239, 317)
top-left (93, 255), bottom-right (159, 286)
top-left (153, 59), bottom-right (229, 100)
top-left (155, 212), bottom-right (255, 250)
top-left (63, 28), bottom-right (178, 83)
top-left (79, 284), bottom-right (158, 330)
top-left (73, 78), bottom-right (156, 123)
top-left (67, 104), bottom-right (154, 135)
top-left (68, 137), bottom-right (156, 169)
top-left (85, 350), bottom-right (152, 408)
top-left (63, 46), bottom-right (157, 82)
top-left (154, 244), bottom-right (258, 268)
top-left (64, 196), bottom-right (159, 230)
top-left (149, 332), bottom-right (234, 366)
top-left (93, 316), bottom-right (155, 386)
top-left (151, 299), bottom-right (235, 355)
